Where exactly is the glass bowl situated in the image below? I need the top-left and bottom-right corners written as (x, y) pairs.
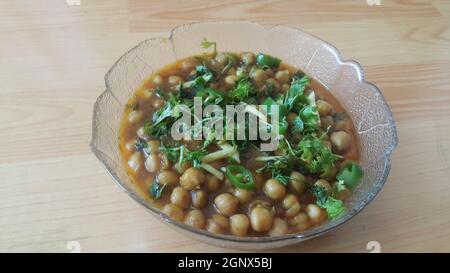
top-left (90, 21), bottom-right (398, 250)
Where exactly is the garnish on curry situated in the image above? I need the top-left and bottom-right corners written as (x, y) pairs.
top-left (119, 40), bottom-right (362, 237)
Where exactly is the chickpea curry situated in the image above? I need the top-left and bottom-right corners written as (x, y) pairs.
top-left (119, 40), bottom-right (363, 237)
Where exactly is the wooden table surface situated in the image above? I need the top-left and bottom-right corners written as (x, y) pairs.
top-left (1, 0), bottom-right (450, 253)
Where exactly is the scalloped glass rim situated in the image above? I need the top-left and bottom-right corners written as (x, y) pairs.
top-left (91, 21), bottom-right (398, 250)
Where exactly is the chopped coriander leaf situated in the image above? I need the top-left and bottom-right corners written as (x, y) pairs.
top-left (152, 101), bottom-right (173, 125)
top-left (120, 47), bottom-right (362, 236)
top-left (256, 155), bottom-right (291, 186)
top-left (159, 143), bottom-right (181, 162)
top-left (229, 77), bottom-right (253, 101)
top-left (323, 197), bottom-right (346, 219)
top-left (160, 143), bottom-right (206, 169)
top-left (278, 116), bottom-right (288, 135)
top-left (196, 64), bottom-right (209, 75)
top-left (180, 145), bottom-right (206, 168)
top-left (196, 88), bottom-right (225, 105)
top-left (203, 129), bottom-right (216, 149)
top-left (273, 171), bottom-right (290, 186)
top-left (201, 38), bottom-right (217, 55)
top-left (299, 105), bottom-right (320, 132)
top-left (337, 161), bottom-right (363, 189)
top-left (221, 53), bottom-right (238, 74)
top-left (262, 97), bottom-right (287, 117)
top-left (183, 71), bottom-right (214, 91)
top-left (135, 139), bottom-right (148, 151)
top-left (144, 92), bottom-right (184, 138)
top-left (149, 180), bottom-right (166, 199)
top-left (311, 185), bottom-right (346, 220)
top-left (291, 115), bottom-right (304, 135)
top-left (333, 179), bottom-right (347, 195)
top-left (283, 75), bottom-right (310, 111)
top-left (144, 120), bottom-right (168, 138)
top-left (298, 134), bottom-right (341, 177)
top-left (256, 53), bottom-right (281, 68)
top-left (262, 97), bottom-right (288, 135)
top-left (155, 87), bottom-right (164, 98)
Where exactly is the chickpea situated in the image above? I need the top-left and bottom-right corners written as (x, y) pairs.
top-left (241, 52), bottom-right (255, 66)
top-left (264, 179), bottom-right (286, 200)
top-left (181, 58), bottom-right (198, 72)
top-left (275, 70), bottom-right (290, 84)
top-left (281, 83), bottom-right (290, 93)
top-left (205, 174), bottom-right (221, 192)
top-left (171, 75), bottom-right (183, 86)
top-left (157, 170), bottom-right (179, 187)
top-left (287, 112), bottom-right (298, 125)
top-left (227, 67), bottom-right (236, 76)
top-left (159, 153), bottom-right (171, 171)
top-left (316, 100), bottom-right (333, 116)
top-left (234, 188), bottom-right (253, 204)
top-left (170, 186), bottom-right (191, 209)
top-left (145, 154), bottom-right (161, 173)
top-left (330, 131), bottom-right (352, 153)
top-left (314, 179), bottom-right (332, 193)
top-left (334, 185), bottom-right (351, 200)
top-left (214, 193), bottom-right (239, 216)
top-left (137, 126), bottom-right (147, 140)
top-left (152, 97), bottom-right (165, 109)
top-left (180, 167), bottom-right (205, 190)
top-left (189, 69), bottom-right (197, 77)
top-left (269, 218), bottom-right (289, 236)
top-left (128, 110), bottom-right (143, 124)
top-left (321, 115), bottom-right (334, 130)
top-left (288, 212), bottom-right (309, 227)
top-left (289, 171), bottom-right (306, 195)
top-left (230, 214), bottom-right (250, 236)
top-left (184, 138), bottom-right (202, 148)
top-left (215, 52), bottom-right (229, 65)
top-left (264, 68), bottom-right (274, 78)
top-left (162, 203), bottom-right (184, 222)
top-left (250, 207), bottom-right (273, 232)
top-left (146, 140), bottom-right (160, 154)
top-left (168, 75), bottom-right (183, 87)
top-left (306, 204), bottom-right (325, 223)
top-left (282, 194), bottom-right (301, 218)
top-left (251, 69), bottom-right (267, 84)
top-left (224, 75), bottom-right (238, 87)
top-left (127, 152), bottom-right (142, 172)
top-left (206, 214), bottom-right (229, 234)
top-left (152, 75), bottom-right (164, 87)
top-left (322, 140), bottom-right (332, 150)
top-left (248, 199), bottom-right (273, 214)
top-left (207, 59), bottom-right (224, 74)
top-left (140, 88), bottom-right (154, 99)
top-left (335, 115), bottom-right (351, 131)
top-left (254, 172), bottom-right (266, 190)
top-left (184, 210), bottom-right (206, 229)
top-left (125, 139), bottom-right (137, 151)
top-left (265, 78), bottom-right (281, 92)
top-left (223, 179), bottom-right (234, 192)
top-left (191, 190), bottom-right (208, 209)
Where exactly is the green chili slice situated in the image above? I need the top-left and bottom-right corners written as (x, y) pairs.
top-left (256, 53), bottom-right (281, 68)
top-left (336, 161), bottom-right (363, 189)
top-left (224, 165), bottom-right (256, 190)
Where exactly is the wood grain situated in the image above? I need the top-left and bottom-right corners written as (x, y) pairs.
top-left (1, 0), bottom-right (449, 252)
